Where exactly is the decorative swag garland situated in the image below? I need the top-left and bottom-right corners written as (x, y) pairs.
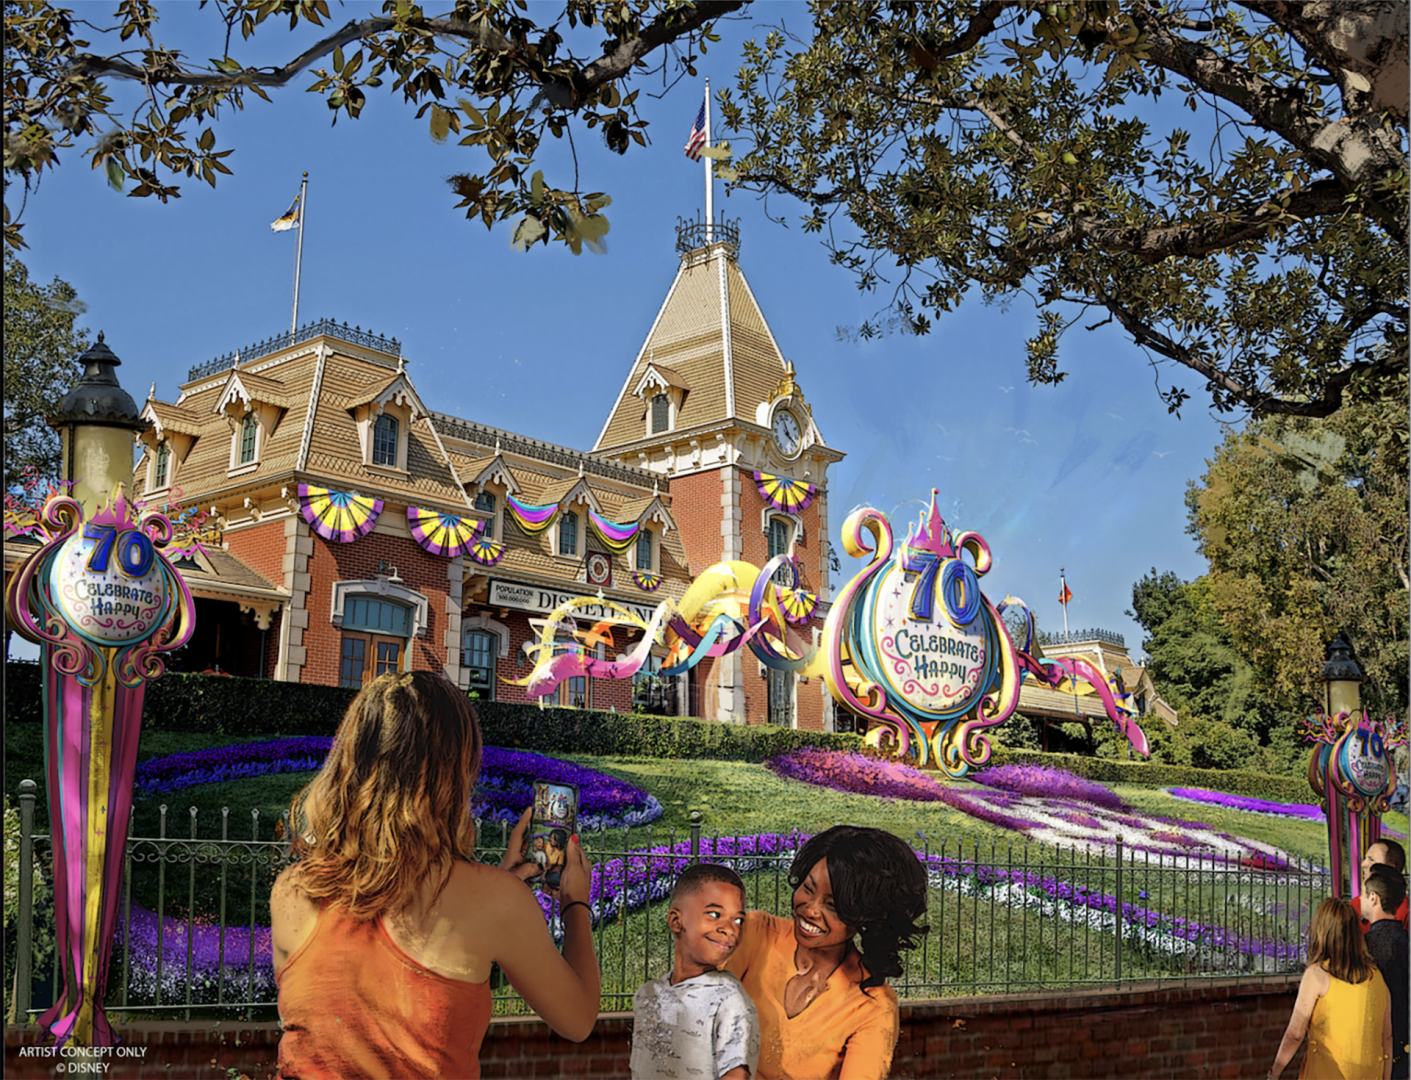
top-left (299, 482), bottom-right (654, 580)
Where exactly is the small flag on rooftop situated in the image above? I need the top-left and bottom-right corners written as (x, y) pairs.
top-left (271, 194), bottom-right (301, 233)
top-left (1058, 578), bottom-right (1073, 606)
top-left (684, 98), bottom-right (707, 161)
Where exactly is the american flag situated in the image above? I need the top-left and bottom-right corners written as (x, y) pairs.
top-left (684, 99), bottom-right (707, 161)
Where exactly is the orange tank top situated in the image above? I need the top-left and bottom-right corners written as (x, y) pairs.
top-left (276, 905), bottom-right (492, 1079)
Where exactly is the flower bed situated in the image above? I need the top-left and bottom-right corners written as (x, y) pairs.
top-left (767, 749), bottom-right (1300, 868)
top-left (133, 739), bottom-right (662, 831)
top-left (764, 747), bottom-right (949, 802)
top-left (972, 764), bottom-right (1124, 810)
top-left (1166, 787), bottom-right (1326, 821)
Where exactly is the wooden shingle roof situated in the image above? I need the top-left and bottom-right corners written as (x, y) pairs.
top-left (594, 250), bottom-right (817, 452)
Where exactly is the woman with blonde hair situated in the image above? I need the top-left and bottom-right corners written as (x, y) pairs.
top-left (1269, 897), bottom-right (1393, 1080)
top-left (271, 671), bottom-right (600, 1078)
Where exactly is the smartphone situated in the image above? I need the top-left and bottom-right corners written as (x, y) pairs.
top-left (522, 781), bottom-right (578, 889)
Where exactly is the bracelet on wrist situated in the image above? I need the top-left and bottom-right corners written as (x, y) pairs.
top-left (561, 900), bottom-right (591, 919)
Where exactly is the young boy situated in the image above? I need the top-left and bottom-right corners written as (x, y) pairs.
top-left (1362, 866), bottom-right (1410, 1080)
top-left (631, 863), bottom-right (760, 1080)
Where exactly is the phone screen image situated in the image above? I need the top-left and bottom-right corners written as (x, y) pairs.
top-left (523, 781), bottom-right (578, 889)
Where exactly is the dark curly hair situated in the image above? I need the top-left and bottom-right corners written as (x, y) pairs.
top-left (788, 826), bottom-right (928, 991)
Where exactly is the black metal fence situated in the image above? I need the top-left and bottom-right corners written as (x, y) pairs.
top-left (11, 782), bottom-right (1327, 1023)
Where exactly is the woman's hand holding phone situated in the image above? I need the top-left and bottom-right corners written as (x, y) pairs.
top-left (557, 835), bottom-right (592, 906)
top-left (500, 807), bottom-right (541, 882)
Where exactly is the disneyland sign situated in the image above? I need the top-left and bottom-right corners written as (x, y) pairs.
top-left (488, 579), bottom-right (658, 625)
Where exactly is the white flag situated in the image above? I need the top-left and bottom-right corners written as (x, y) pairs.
top-left (270, 195), bottom-right (301, 233)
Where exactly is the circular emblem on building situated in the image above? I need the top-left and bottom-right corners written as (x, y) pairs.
top-left (585, 551), bottom-right (612, 587)
top-left (50, 525), bottom-right (172, 645)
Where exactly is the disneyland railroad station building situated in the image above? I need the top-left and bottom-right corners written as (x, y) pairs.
top-left (21, 220), bottom-right (844, 730)
top-left (4, 219), bottom-right (1171, 738)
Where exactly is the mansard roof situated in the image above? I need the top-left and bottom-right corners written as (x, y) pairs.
top-left (594, 243), bottom-right (826, 452)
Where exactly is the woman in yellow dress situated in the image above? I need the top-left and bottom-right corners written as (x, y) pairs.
top-left (1268, 897), bottom-right (1393, 1080)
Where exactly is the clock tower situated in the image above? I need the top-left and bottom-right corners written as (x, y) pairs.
top-left (594, 219), bottom-right (845, 730)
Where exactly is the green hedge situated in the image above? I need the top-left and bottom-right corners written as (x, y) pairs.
top-left (3, 662), bottom-right (863, 762)
top-left (984, 747), bottom-right (1314, 802)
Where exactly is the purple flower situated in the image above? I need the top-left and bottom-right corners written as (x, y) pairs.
top-left (971, 764), bottom-right (1123, 809)
top-left (764, 748), bottom-right (949, 802)
top-left (134, 740), bottom-right (663, 831)
top-left (1166, 788), bottom-right (1325, 821)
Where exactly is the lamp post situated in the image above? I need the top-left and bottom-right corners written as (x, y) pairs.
top-left (1321, 631), bottom-right (1363, 728)
top-left (4, 335), bottom-right (193, 1047)
top-left (1305, 632), bottom-right (1404, 898)
top-left (50, 332), bottom-right (150, 515)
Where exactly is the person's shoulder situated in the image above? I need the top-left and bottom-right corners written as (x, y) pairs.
top-left (745, 910), bottom-right (791, 939)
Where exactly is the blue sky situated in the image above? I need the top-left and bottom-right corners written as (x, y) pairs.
top-left (11, 4), bottom-right (1231, 663)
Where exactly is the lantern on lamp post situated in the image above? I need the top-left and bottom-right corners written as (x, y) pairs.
top-left (4, 334), bottom-right (194, 1047)
top-left (1304, 632), bottom-right (1405, 897)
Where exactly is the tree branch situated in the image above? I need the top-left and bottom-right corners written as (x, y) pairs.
top-left (1090, 278), bottom-right (1402, 418)
top-left (575, 1), bottom-right (749, 98)
top-left (1130, 7), bottom-right (1408, 241)
top-left (1006, 180), bottom-right (1348, 263)
top-left (67, 2), bottom-right (749, 103)
top-left (1239, 1), bottom-right (1410, 126)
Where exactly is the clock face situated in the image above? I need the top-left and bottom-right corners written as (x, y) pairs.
top-left (772, 409), bottom-right (801, 457)
top-left (586, 551), bottom-right (611, 586)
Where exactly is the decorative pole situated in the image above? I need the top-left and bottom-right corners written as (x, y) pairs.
top-left (703, 79), bottom-right (713, 244)
top-left (1304, 632), bottom-right (1405, 897)
top-left (291, 171), bottom-right (308, 337)
top-left (3, 335), bottom-right (195, 1046)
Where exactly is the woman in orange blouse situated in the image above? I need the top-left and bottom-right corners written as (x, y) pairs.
top-left (725, 826), bottom-right (928, 1080)
top-left (270, 672), bottom-right (601, 1079)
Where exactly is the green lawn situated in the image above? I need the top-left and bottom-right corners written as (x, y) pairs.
top-left (8, 722), bottom-right (1408, 1018)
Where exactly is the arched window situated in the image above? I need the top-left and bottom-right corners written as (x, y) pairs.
top-left (339, 598), bottom-right (409, 689)
top-left (635, 528), bottom-right (653, 571)
top-left (372, 413), bottom-right (399, 466)
top-left (154, 442), bottom-right (170, 488)
top-left (462, 628), bottom-right (499, 698)
top-left (651, 393), bottom-right (669, 434)
top-left (559, 510), bottom-right (579, 556)
top-left (769, 517), bottom-right (792, 584)
top-left (239, 413), bottom-right (258, 464)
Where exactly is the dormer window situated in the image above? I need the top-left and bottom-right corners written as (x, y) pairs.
top-left (215, 369), bottom-right (291, 475)
top-left (559, 509), bottom-right (579, 556)
top-left (636, 528), bottom-right (654, 572)
top-left (238, 413), bottom-right (258, 464)
top-left (372, 413), bottom-right (399, 466)
top-left (154, 442), bottom-right (170, 489)
top-left (633, 364), bottom-right (688, 440)
top-left (475, 491), bottom-right (496, 515)
top-left (347, 372), bottom-right (425, 472)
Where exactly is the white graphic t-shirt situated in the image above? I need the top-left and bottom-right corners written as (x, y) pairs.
top-left (631, 969), bottom-right (760, 1079)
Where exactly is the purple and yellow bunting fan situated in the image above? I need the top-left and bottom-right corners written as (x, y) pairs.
top-left (299, 484), bottom-right (383, 542)
top-left (467, 520), bottom-right (506, 566)
top-left (506, 493), bottom-right (561, 536)
top-left (588, 508), bottom-right (640, 554)
top-left (633, 571), bottom-right (663, 592)
top-left (407, 507), bottom-right (481, 558)
top-left (754, 472), bottom-right (815, 513)
top-left (777, 586), bottom-right (819, 625)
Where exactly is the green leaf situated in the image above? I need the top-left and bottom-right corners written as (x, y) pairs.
top-left (698, 145), bottom-right (731, 161)
top-left (511, 215), bottom-right (547, 252)
top-left (530, 170), bottom-right (544, 205)
top-left (333, 45), bottom-right (344, 72)
top-left (105, 158), bottom-right (124, 192)
top-left (430, 106), bottom-right (451, 143)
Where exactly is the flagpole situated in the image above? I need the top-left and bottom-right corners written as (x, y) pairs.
top-left (1060, 567), bottom-right (1069, 636)
top-left (290, 172), bottom-right (307, 338)
top-left (703, 80), bottom-right (713, 244)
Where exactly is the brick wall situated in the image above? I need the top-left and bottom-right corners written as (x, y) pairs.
top-left (299, 529), bottom-right (451, 687)
top-left (5, 978), bottom-right (1305, 1080)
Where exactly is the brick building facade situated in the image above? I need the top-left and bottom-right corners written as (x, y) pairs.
top-left (5, 224), bottom-right (846, 730)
